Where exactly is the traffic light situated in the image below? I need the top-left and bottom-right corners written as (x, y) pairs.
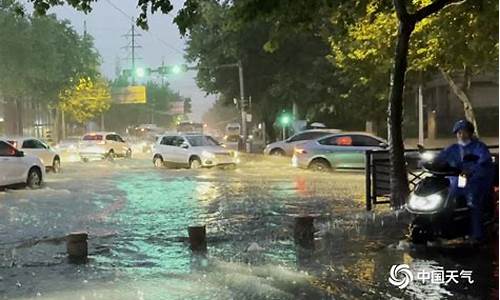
top-left (158, 64), bottom-right (188, 75)
top-left (135, 67), bottom-right (151, 78)
top-left (279, 113), bottom-right (292, 127)
top-left (172, 65), bottom-right (182, 74)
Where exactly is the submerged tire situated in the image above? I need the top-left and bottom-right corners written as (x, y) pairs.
top-left (153, 156), bottom-right (164, 168)
top-left (27, 167), bottom-right (42, 189)
top-left (189, 157), bottom-right (202, 169)
top-left (270, 149), bottom-right (285, 156)
top-left (308, 159), bottom-right (331, 172)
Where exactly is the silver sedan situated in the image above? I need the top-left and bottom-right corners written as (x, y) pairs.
top-left (292, 132), bottom-right (388, 171)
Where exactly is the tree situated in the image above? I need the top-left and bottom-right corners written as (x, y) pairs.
top-left (59, 77), bottom-right (111, 124)
top-left (215, 0), bottom-right (496, 206)
top-left (388, 0), bottom-right (471, 207)
top-left (0, 1), bottom-right (100, 135)
top-left (178, 1), bottom-right (341, 140)
top-left (329, 0), bottom-right (498, 137)
top-left (24, 0), bottom-right (174, 29)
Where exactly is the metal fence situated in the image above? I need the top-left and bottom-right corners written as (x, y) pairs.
top-left (365, 145), bottom-right (499, 211)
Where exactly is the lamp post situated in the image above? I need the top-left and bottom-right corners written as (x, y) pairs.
top-left (216, 61), bottom-right (248, 151)
top-left (279, 113), bottom-right (291, 140)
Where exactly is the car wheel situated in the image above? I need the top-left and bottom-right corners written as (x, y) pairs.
top-left (27, 167), bottom-right (42, 189)
top-left (125, 149), bottom-right (132, 159)
top-left (106, 150), bottom-right (115, 161)
top-left (308, 159), bottom-right (331, 172)
top-left (189, 157), bottom-right (202, 169)
top-left (52, 157), bottom-right (61, 173)
top-left (270, 148), bottom-right (285, 156)
top-left (153, 156), bottom-right (164, 168)
top-left (81, 157), bottom-right (89, 163)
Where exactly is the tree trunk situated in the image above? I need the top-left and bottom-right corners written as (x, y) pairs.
top-left (54, 107), bottom-right (60, 143)
top-left (388, 20), bottom-right (414, 208)
top-left (264, 117), bottom-right (275, 142)
top-left (15, 99), bottom-right (23, 136)
top-left (439, 68), bottom-right (479, 137)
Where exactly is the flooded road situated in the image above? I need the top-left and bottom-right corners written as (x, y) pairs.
top-left (0, 155), bottom-right (497, 299)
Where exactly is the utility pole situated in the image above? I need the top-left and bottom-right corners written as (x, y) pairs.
top-left (214, 61), bottom-right (248, 151)
top-left (122, 20), bottom-right (142, 85)
top-left (238, 60), bottom-right (247, 150)
top-left (418, 72), bottom-right (424, 146)
top-left (61, 110), bottom-right (66, 140)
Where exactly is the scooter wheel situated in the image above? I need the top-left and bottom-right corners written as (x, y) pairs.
top-left (409, 224), bottom-right (429, 245)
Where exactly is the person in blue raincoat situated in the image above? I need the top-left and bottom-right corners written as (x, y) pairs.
top-left (435, 119), bottom-right (494, 242)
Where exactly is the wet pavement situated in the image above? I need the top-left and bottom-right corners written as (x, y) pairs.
top-left (0, 154), bottom-right (497, 299)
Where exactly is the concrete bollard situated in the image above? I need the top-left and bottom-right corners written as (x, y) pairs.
top-left (294, 216), bottom-right (315, 249)
top-left (188, 226), bottom-right (207, 252)
top-left (66, 232), bottom-right (88, 262)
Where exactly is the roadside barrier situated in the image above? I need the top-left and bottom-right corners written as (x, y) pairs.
top-left (365, 145), bottom-right (499, 211)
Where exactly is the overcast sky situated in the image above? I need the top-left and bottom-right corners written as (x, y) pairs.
top-left (20, 0), bottom-right (216, 122)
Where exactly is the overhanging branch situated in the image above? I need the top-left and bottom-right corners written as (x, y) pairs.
top-left (413, 0), bottom-right (467, 22)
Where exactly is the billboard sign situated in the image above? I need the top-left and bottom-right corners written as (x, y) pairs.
top-left (111, 86), bottom-right (146, 104)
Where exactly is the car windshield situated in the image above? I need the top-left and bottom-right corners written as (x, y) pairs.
top-left (185, 135), bottom-right (220, 147)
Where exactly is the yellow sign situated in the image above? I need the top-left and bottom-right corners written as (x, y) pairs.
top-left (111, 86), bottom-right (146, 104)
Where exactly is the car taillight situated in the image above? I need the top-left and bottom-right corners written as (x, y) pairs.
top-left (295, 148), bottom-right (307, 154)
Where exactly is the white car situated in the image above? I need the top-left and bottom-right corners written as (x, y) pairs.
top-left (153, 133), bottom-right (239, 169)
top-left (79, 132), bottom-right (132, 162)
top-left (263, 129), bottom-right (341, 156)
top-left (0, 139), bottom-right (45, 188)
top-left (7, 137), bottom-right (61, 173)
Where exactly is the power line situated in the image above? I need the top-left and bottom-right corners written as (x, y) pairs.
top-left (104, 0), bottom-right (132, 22)
top-left (104, 0), bottom-right (183, 55)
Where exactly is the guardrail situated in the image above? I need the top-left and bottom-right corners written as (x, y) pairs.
top-left (365, 145), bottom-right (499, 211)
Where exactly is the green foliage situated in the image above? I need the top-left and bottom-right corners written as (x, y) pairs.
top-left (181, 1), bottom-right (341, 136)
top-left (59, 77), bottom-right (111, 124)
top-left (0, 1), bottom-right (100, 104)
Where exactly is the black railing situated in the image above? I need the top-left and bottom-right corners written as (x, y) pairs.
top-left (365, 145), bottom-right (499, 211)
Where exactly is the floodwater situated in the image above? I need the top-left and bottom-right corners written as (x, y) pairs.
top-left (0, 154), bottom-right (497, 299)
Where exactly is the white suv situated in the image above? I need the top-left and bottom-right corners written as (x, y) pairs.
top-left (7, 137), bottom-right (61, 173)
top-left (79, 132), bottom-right (132, 162)
top-left (153, 133), bottom-right (238, 169)
top-left (0, 139), bottom-right (45, 188)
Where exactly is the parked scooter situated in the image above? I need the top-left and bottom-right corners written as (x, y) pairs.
top-left (406, 149), bottom-right (498, 244)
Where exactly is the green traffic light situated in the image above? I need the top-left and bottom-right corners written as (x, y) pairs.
top-left (279, 114), bottom-right (291, 126)
top-left (135, 67), bottom-right (146, 78)
top-left (172, 65), bottom-right (182, 74)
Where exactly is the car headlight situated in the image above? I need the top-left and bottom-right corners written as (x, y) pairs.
top-left (421, 152), bottom-right (436, 161)
top-left (201, 151), bottom-right (215, 158)
top-left (230, 151), bottom-right (239, 158)
top-left (407, 193), bottom-right (444, 211)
